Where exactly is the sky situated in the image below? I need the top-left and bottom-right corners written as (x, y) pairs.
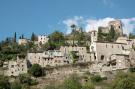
top-left (0, 0), bottom-right (135, 41)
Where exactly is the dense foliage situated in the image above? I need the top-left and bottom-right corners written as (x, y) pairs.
top-left (29, 64), bottom-right (43, 77)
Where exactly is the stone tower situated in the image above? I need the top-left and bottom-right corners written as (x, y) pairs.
top-left (109, 20), bottom-right (123, 36)
top-left (90, 30), bottom-right (98, 43)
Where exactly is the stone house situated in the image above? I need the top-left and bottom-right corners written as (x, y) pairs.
top-left (38, 35), bottom-right (49, 45)
top-left (3, 56), bottom-right (28, 76)
top-left (18, 38), bottom-right (29, 45)
top-left (27, 50), bottom-right (69, 67)
top-left (89, 30), bottom-right (133, 75)
top-left (60, 46), bottom-right (91, 63)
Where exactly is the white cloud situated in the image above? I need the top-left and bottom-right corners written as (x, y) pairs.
top-left (63, 17), bottom-right (135, 35)
top-left (85, 17), bottom-right (115, 32)
top-left (121, 18), bottom-right (135, 35)
top-left (63, 16), bottom-right (84, 34)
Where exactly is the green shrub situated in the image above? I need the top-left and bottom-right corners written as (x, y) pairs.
top-left (90, 75), bottom-right (102, 83)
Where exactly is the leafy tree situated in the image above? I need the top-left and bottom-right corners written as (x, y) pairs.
top-left (43, 42), bottom-right (56, 50)
top-left (29, 64), bottom-right (43, 77)
top-left (129, 33), bottom-right (135, 39)
top-left (49, 31), bottom-right (65, 44)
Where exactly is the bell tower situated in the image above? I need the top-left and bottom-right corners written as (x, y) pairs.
top-left (91, 30), bottom-right (98, 43)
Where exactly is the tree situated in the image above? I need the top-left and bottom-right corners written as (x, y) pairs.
top-left (70, 24), bottom-right (77, 46)
top-left (129, 33), bottom-right (135, 39)
top-left (29, 64), bottom-right (43, 77)
top-left (98, 29), bottom-right (103, 42)
top-left (31, 32), bottom-right (37, 41)
top-left (108, 25), bottom-right (116, 42)
top-left (49, 31), bottom-right (65, 43)
top-left (48, 31), bottom-right (65, 49)
top-left (13, 32), bottom-right (17, 43)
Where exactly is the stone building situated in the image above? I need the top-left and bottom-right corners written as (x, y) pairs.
top-left (18, 38), bottom-right (29, 45)
top-left (109, 20), bottom-right (123, 36)
top-left (38, 35), bottom-right (49, 45)
top-left (89, 30), bottom-right (133, 75)
top-left (60, 46), bottom-right (91, 63)
top-left (27, 50), bottom-right (69, 67)
top-left (3, 56), bottom-right (28, 76)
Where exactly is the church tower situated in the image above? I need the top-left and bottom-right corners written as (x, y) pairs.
top-left (90, 30), bottom-right (98, 43)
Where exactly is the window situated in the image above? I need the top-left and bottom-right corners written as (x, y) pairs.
top-left (101, 55), bottom-right (104, 60)
top-left (11, 65), bottom-right (14, 68)
top-left (94, 53), bottom-right (96, 60)
top-left (94, 32), bottom-right (96, 36)
top-left (119, 26), bottom-right (121, 29)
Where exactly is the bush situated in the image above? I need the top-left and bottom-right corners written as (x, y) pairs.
top-left (0, 76), bottom-right (10, 89)
top-left (110, 72), bottom-right (135, 89)
top-left (82, 82), bottom-right (95, 89)
top-left (129, 67), bottom-right (135, 72)
top-left (19, 74), bottom-right (31, 85)
top-left (63, 74), bottom-right (82, 89)
top-left (29, 64), bottom-right (43, 77)
top-left (90, 75), bottom-right (102, 83)
top-left (11, 80), bottom-right (22, 89)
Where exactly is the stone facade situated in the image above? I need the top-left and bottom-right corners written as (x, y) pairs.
top-left (60, 46), bottom-right (91, 62)
top-left (109, 20), bottom-right (123, 36)
top-left (89, 29), bottom-right (134, 75)
top-left (3, 56), bottom-right (28, 76)
top-left (38, 35), bottom-right (49, 45)
top-left (18, 38), bottom-right (28, 45)
top-left (27, 50), bottom-right (69, 67)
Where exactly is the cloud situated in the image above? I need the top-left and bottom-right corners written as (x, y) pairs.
top-left (63, 16), bottom-right (84, 34)
top-left (121, 18), bottom-right (135, 35)
top-left (63, 16), bottom-right (135, 35)
top-left (85, 17), bottom-right (115, 32)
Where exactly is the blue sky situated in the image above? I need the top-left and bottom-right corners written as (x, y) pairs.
top-left (0, 0), bottom-right (135, 40)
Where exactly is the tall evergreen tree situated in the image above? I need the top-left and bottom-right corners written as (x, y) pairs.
top-left (31, 32), bottom-right (37, 41)
top-left (13, 32), bottom-right (17, 43)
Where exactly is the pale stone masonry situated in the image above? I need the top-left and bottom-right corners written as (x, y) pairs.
top-left (3, 56), bottom-right (28, 76)
top-left (60, 46), bottom-right (91, 62)
top-left (27, 50), bottom-right (69, 67)
top-left (38, 35), bottom-right (49, 45)
top-left (89, 29), bottom-right (134, 76)
top-left (18, 38), bottom-right (29, 45)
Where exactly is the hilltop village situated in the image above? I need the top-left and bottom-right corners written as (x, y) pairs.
top-left (0, 19), bottom-right (135, 88)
